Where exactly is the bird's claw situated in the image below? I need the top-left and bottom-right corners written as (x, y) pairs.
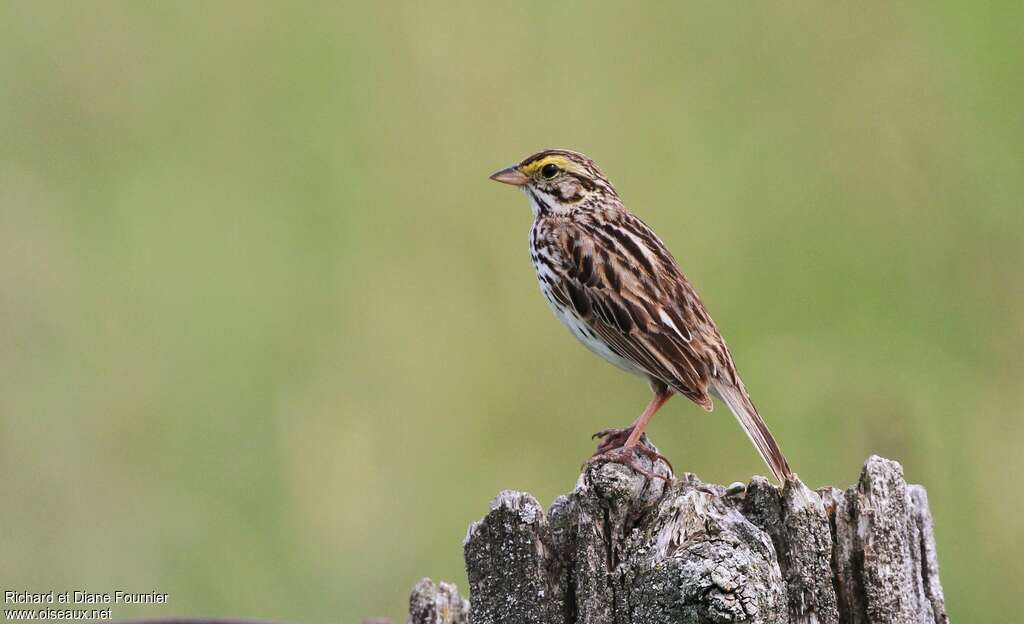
top-left (631, 443), bottom-right (675, 474)
top-left (586, 445), bottom-right (674, 482)
top-left (590, 428), bottom-right (675, 474)
top-left (591, 426), bottom-right (634, 455)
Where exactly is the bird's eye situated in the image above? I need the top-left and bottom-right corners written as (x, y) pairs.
top-left (541, 163), bottom-right (560, 179)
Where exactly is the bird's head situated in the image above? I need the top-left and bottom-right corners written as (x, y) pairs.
top-left (489, 149), bottom-right (617, 216)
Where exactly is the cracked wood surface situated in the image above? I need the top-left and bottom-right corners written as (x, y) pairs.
top-left (407, 445), bottom-right (947, 624)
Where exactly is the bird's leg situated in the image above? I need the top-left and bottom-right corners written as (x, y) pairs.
top-left (589, 390), bottom-right (675, 477)
top-left (592, 390), bottom-right (673, 453)
top-left (622, 390), bottom-right (672, 448)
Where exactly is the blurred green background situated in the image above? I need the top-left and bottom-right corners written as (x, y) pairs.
top-left (2, 2), bottom-right (1021, 621)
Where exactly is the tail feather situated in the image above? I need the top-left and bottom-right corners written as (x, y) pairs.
top-left (711, 381), bottom-right (793, 483)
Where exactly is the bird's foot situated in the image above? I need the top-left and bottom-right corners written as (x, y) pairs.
top-left (591, 428), bottom-right (675, 474)
top-left (587, 443), bottom-right (674, 482)
top-left (633, 443), bottom-right (675, 474)
top-left (591, 426), bottom-right (634, 455)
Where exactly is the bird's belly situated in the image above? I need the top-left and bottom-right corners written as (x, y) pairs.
top-left (536, 278), bottom-right (646, 377)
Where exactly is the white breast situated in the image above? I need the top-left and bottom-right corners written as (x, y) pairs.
top-left (529, 224), bottom-right (646, 377)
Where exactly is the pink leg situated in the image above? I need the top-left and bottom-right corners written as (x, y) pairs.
top-left (623, 391), bottom-right (673, 449)
top-left (589, 390), bottom-right (675, 479)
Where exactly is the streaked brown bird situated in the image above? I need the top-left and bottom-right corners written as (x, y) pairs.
top-left (490, 149), bottom-right (793, 483)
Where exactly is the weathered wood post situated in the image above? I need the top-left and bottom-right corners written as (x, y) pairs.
top-left (407, 440), bottom-right (947, 624)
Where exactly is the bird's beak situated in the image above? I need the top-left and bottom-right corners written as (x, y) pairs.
top-left (489, 166), bottom-right (529, 186)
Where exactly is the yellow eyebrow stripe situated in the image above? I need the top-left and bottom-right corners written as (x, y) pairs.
top-left (521, 155), bottom-right (577, 176)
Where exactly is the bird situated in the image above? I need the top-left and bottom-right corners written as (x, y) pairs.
top-left (489, 149), bottom-right (793, 484)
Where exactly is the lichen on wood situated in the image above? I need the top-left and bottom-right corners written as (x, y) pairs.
top-left (408, 442), bottom-right (947, 624)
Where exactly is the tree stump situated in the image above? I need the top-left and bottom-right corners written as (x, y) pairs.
top-left (407, 440), bottom-right (948, 624)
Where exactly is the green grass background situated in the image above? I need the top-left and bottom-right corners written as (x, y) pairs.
top-left (2, 2), bottom-right (1021, 621)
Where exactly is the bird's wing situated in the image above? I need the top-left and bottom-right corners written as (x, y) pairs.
top-left (548, 212), bottom-right (793, 483)
top-left (547, 214), bottom-right (729, 409)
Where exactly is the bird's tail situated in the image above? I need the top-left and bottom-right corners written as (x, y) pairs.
top-left (711, 381), bottom-right (793, 484)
